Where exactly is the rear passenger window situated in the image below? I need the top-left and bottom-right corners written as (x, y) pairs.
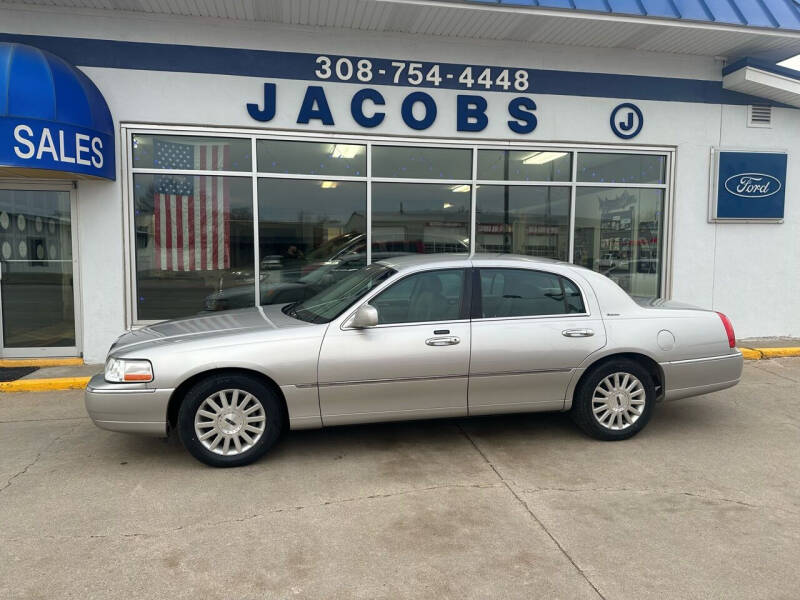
top-left (479, 269), bottom-right (585, 318)
top-left (562, 277), bottom-right (585, 314)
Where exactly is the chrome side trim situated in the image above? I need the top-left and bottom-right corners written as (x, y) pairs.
top-left (661, 353), bottom-right (742, 366)
top-left (318, 373), bottom-right (468, 387)
top-left (470, 368), bottom-right (573, 378)
top-left (472, 313), bottom-right (589, 323)
top-left (86, 386), bottom-right (157, 394)
top-left (304, 368), bottom-right (573, 388)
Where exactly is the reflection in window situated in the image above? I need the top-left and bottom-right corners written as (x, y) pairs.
top-left (0, 190), bottom-right (75, 347)
top-left (478, 150), bottom-right (571, 182)
top-left (574, 187), bottom-right (664, 297)
top-left (577, 153), bottom-right (665, 184)
top-left (132, 134), bottom-right (252, 172)
top-left (257, 140), bottom-right (366, 176)
top-left (479, 269), bottom-right (585, 318)
top-left (372, 146), bottom-right (471, 179)
top-left (257, 179), bottom-right (367, 307)
top-left (371, 183), bottom-right (470, 256)
top-left (476, 186), bottom-right (570, 260)
top-left (133, 174), bottom-right (254, 319)
top-left (371, 269), bottom-right (465, 324)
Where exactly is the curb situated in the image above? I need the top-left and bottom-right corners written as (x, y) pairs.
top-left (0, 377), bottom-right (92, 393)
top-left (2, 347), bottom-right (800, 393)
top-left (738, 347), bottom-right (800, 360)
top-left (0, 358), bottom-right (84, 368)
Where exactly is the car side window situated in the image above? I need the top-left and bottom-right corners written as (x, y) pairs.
top-left (562, 277), bottom-right (586, 314)
top-left (479, 269), bottom-right (585, 318)
top-left (371, 269), bottom-right (465, 324)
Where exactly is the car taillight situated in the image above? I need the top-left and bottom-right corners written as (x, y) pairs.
top-left (716, 312), bottom-right (736, 348)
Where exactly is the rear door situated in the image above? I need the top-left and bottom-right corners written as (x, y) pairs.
top-left (468, 267), bottom-right (606, 415)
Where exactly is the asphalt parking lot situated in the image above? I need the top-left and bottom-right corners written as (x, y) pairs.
top-left (1, 359), bottom-right (799, 600)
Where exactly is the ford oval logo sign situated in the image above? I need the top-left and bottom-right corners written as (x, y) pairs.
top-left (724, 173), bottom-right (782, 199)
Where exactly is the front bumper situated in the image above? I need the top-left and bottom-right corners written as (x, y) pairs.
top-left (662, 351), bottom-right (744, 402)
top-left (84, 373), bottom-right (172, 437)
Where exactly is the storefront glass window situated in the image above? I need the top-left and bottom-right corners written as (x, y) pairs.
top-left (371, 183), bottom-right (471, 255)
top-left (573, 187), bottom-right (664, 297)
top-left (132, 135), bottom-right (251, 172)
top-left (257, 140), bottom-right (366, 177)
top-left (133, 174), bottom-right (254, 319)
top-left (477, 150), bottom-right (571, 182)
top-left (372, 146), bottom-right (471, 179)
top-left (577, 153), bottom-right (666, 184)
top-left (476, 186), bottom-right (570, 260)
top-left (128, 133), bottom-right (671, 321)
top-left (0, 189), bottom-right (75, 348)
top-left (257, 178), bottom-right (367, 307)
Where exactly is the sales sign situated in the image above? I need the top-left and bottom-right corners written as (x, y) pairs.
top-left (711, 150), bottom-right (787, 221)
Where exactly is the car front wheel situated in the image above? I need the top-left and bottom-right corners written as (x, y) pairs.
top-left (571, 359), bottom-right (655, 441)
top-left (177, 373), bottom-right (284, 467)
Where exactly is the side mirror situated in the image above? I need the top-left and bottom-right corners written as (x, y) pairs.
top-left (349, 304), bottom-right (379, 329)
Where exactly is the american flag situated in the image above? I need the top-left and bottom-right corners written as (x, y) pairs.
top-left (153, 139), bottom-right (230, 271)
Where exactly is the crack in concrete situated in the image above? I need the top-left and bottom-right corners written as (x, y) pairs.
top-left (0, 481), bottom-right (503, 543)
top-left (518, 486), bottom-right (800, 516)
top-left (0, 422), bottom-right (82, 494)
top-left (750, 363), bottom-right (800, 385)
top-left (456, 424), bottom-right (607, 600)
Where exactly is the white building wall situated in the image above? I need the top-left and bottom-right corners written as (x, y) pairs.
top-left (1, 4), bottom-right (797, 360)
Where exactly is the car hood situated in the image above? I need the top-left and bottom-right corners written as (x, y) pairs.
top-left (110, 304), bottom-right (311, 354)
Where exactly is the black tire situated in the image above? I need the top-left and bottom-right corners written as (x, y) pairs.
top-left (177, 373), bottom-right (285, 467)
top-left (570, 358), bottom-right (655, 441)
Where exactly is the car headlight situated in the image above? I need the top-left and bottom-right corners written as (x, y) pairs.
top-left (104, 358), bottom-right (153, 383)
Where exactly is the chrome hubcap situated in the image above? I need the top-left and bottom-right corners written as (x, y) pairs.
top-left (194, 389), bottom-right (266, 455)
top-left (591, 372), bottom-right (646, 431)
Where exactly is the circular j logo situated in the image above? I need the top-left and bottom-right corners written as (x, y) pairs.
top-left (610, 103), bottom-right (643, 139)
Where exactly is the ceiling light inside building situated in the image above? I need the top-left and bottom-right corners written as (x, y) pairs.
top-left (330, 144), bottom-right (362, 159)
top-left (320, 181), bottom-right (338, 189)
top-left (450, 184), bottom-right (471, 193)
top-left (521, 151), bottom-right (568, 165)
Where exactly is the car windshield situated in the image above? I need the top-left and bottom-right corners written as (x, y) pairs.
top-left (284, 263), bottom-right (395, 324)
top-left (304, 233), bottom-right (363, 262)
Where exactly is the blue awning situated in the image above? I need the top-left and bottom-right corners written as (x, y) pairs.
top-left (466, 0), bottom-right (800, 31)
top-left (0, 42), bottom-right (115, 180)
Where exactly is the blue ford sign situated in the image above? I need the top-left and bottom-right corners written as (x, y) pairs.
top-left (723, 173), bottom-right (781, 198)
top-left (713, 150), bottom-right (787, 221)
top-left (0, 43), bottom-right (115, 180)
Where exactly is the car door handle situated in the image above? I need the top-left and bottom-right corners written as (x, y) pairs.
top-left (562, 328), bottom-right (594, 338)
top-left (426, 336), bottom-right (460, 346)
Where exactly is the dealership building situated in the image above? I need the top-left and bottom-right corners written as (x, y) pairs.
top-left (1, 0), bottom-right (800, 362)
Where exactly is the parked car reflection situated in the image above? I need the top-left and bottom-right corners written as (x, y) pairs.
top-left (204, 232), bottom-right (469, 311)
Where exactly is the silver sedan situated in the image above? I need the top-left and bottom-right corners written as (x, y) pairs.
top-left (86, 254), bottom-right (743, 467)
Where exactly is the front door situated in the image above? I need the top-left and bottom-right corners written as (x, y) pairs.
top-left (318, 268), bottom-right (470, 425)
top-left (468, 267), bottom-right (606, 415)
top-left (0, 185), bottom-right (79, 357)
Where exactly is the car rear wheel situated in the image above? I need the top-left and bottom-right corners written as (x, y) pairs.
top-left (177, 373), bottom-right (284, 467)
top-left (571, 359), bottom-right (655, 441)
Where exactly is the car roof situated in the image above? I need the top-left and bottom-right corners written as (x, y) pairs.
top-left (375, 252), bottom-right (567, 272)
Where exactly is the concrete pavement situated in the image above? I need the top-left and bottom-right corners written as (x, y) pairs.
top-left (1, 359), bottom-right (799, 599)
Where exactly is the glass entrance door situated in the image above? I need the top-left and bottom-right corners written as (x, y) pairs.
top-left (0, 186), bottom-right (79, 357)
